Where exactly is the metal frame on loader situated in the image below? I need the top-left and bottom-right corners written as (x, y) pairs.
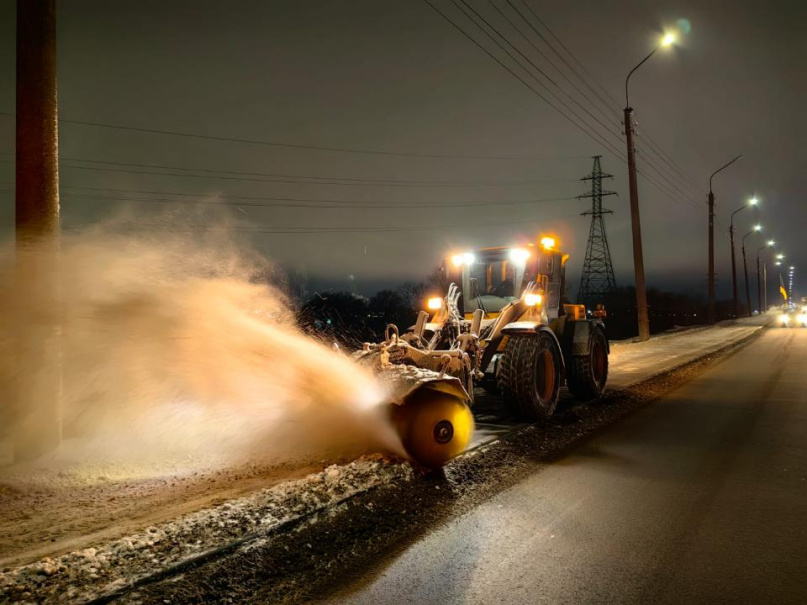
top-left (355, 240), bottom-right (609, 469)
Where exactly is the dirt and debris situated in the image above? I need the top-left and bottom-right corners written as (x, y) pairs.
top-left (0, 457), bottom-right (413, 604)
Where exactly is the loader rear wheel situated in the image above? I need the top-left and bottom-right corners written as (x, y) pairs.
top-left (566, 327), bottom-right (609, 400)
top-left (499, 331), bottom-right (562, 421)
top-left (392, 391), bottom-right (474, 469)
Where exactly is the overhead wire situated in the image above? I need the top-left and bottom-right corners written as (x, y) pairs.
top-left (511, 0), bottom-right (622, 112)
top-left (127, 209), bottom-right (582, 234)
top-left (498, 0), bottom-right (622, 129)
top-left (0, 180), bottom-right (580, 209)
top-left (509, 0), bottom-right (704, 201)
top-left (425, 0), bottom-right (701, 209)
top-left (0, 153), bottom-right (581, 189)
top-left (445, 0), bottom-right (627, 158)
top-left (421, 0), bottom-right (625, 163)
top-left (482, 0), bottom-right (624, 137)
top-left (0, 111), bottom-right (583, 162)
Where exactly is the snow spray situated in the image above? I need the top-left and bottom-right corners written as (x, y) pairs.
top-left (0, 221), bottom-right (403, 479)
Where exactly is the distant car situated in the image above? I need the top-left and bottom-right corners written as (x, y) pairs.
top-left (778, 311), bottom-right (807, 327)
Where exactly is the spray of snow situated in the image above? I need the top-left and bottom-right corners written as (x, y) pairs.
top-left (0, 219), bottom-right (403, 483)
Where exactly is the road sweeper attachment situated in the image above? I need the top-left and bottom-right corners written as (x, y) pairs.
top-left (358, 238), bottom-right (608, 469)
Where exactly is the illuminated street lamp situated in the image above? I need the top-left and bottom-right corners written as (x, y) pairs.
top-left (706, 156), bottom-right (743, 323)
top-left (741, 225), bottom-right (761, 316)
top-left (729, 197), bottom-right (758, 317)
top-left (623, 31), bottom-right (676, 340)
top-left (757, 239), bottom-right (775, 313)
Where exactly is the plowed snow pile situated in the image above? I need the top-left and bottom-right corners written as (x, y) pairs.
top-left (0, 222), bottom-right (402, 484)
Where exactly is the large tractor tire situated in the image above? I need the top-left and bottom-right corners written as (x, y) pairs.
top-left (566, 326), bottom-right (608, 400)
top-left (391, 390), bottom-right (474, 469)
top-left (498, 331), bottom-right (562, 422)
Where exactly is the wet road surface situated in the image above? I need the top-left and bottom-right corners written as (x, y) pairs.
top-left (329, 326), bottom-right (807, 604)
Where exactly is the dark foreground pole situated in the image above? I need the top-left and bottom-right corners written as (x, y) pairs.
top-left (12, 0), bottom-right (61, 461)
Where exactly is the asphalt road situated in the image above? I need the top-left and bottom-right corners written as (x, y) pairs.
top-left (328, 325), bottom-right (807, 605)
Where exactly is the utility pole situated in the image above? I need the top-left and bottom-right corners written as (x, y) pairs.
top-left (729, 197), bottom-right (757, 318)
top-left (708, 190), bottom-right (715, 321)
top-left (742, 243), bottom-right (752, 317)
top-left (763, 262), bottom-right (767, 312)
top-left (756, 241), bottom-right (773, 314)
top-left (707, 156), bottom-right (742, 324)
top-left (741, 226), bottom-right (759, 318)
top-left (17, 0), bottom-right (60, 241)
top-left (578, 156), bottom-right (618, 306)
top-left (624, 107), bottom-right (650, 340)
top-left (756, 255), bottom-right (762, 314)
top-left (729, 224), bottom-right (738, 316)
top-left (622, 35), bottom-right (674, 341)
top-left (13, 0), bottom-right (61, 461)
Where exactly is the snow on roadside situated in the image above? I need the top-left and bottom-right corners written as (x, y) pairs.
top-left (0, 457), bottom-right (413, 604)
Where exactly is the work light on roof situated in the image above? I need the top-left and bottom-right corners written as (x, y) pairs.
top-left (509, 248), bottom-right (530, 264)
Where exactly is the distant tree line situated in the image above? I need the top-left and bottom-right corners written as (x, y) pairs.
top-left (290, 274), bottom-right (743, 347)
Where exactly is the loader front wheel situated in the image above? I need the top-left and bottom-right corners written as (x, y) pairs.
top-left (566, 327), bottom-right (608, 400)
top-left (392, 391), bottom-right (474, 469)
top-left (499, 331), bottom-right (562, 421)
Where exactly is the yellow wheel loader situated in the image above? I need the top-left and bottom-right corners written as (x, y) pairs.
top-left (356, 237), bottom-right (609, 469)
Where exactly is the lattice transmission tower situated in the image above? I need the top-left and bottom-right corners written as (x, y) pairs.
top-left (578, 156), bottom-right (618, 304)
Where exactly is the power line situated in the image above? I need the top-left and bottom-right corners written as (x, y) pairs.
top-left (446, 0), bottom-right (626, 155)
top-left (498, 0), bottom-right (622, 129)
top-left (510, 0), bottom-right (703, 200)
top-left (126, 209), bottom-right (581, 234)
top-left (0, 110), bottom-right (583, 162)
top-left (421, 0), bottom-right (624, 162)
top-left (0, 152), bottom-right (581, 188)
top-left (483, 0), bottom-right (623, 135)
top-left (57, 192), bottom-right (582, 210)
top-left (0, 181), bottom-right (579, 209)
top-left (423, 0), bottom-right (700, 210)
top-left (513, 0), bottom-right (621, 112)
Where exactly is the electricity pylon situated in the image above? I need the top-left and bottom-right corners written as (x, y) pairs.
top-left (578, 156), bottom-right (618, 305)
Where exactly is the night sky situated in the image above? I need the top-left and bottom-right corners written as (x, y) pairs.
top-left (0, 0), bottom-right (804, 298)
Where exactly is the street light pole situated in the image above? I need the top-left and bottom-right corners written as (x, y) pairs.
top-left (756, 240), bottom-right (774, 314)
top-left (729, 197), bottom-right (757, 318)
top-left (741, 226), bottom-right (760, 317)
top-left (623, 33), bottom-right (674, 341)
top-left (707, 156), bottom-right (742, 323)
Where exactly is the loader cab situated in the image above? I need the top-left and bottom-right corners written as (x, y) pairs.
top-left (443, 240), bottom-right (568, 319)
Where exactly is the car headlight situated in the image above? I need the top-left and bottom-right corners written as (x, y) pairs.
top-left (779, 314), bottom-right (790, 324)
top-left (797, 314), bottom-right (807, 325)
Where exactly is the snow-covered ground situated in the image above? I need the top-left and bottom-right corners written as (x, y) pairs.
top-left (0, 457), bottom-right (413, 604)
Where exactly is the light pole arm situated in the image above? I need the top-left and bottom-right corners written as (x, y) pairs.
top-left (625, 47), bottom-right (658, 108)
top-left (730, 205), bottom-right (748, 227)
top-left (709, 155), bottom-right (743, 194)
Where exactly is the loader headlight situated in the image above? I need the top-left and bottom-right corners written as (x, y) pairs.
top-left (451, 252), bottom-right (475, 267)
top-left (779, 314), bottom-right (789, 324)
top-left (427, 297), bottom-right (444, 310)
top-left (524, 293), bottom-right (543, 306)
top-left (509, 248), bottom-right (530, 264)
top-left (540, 236), bottom-right (556, 250)
top-left (797, 314), bottom-right (807, 325)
